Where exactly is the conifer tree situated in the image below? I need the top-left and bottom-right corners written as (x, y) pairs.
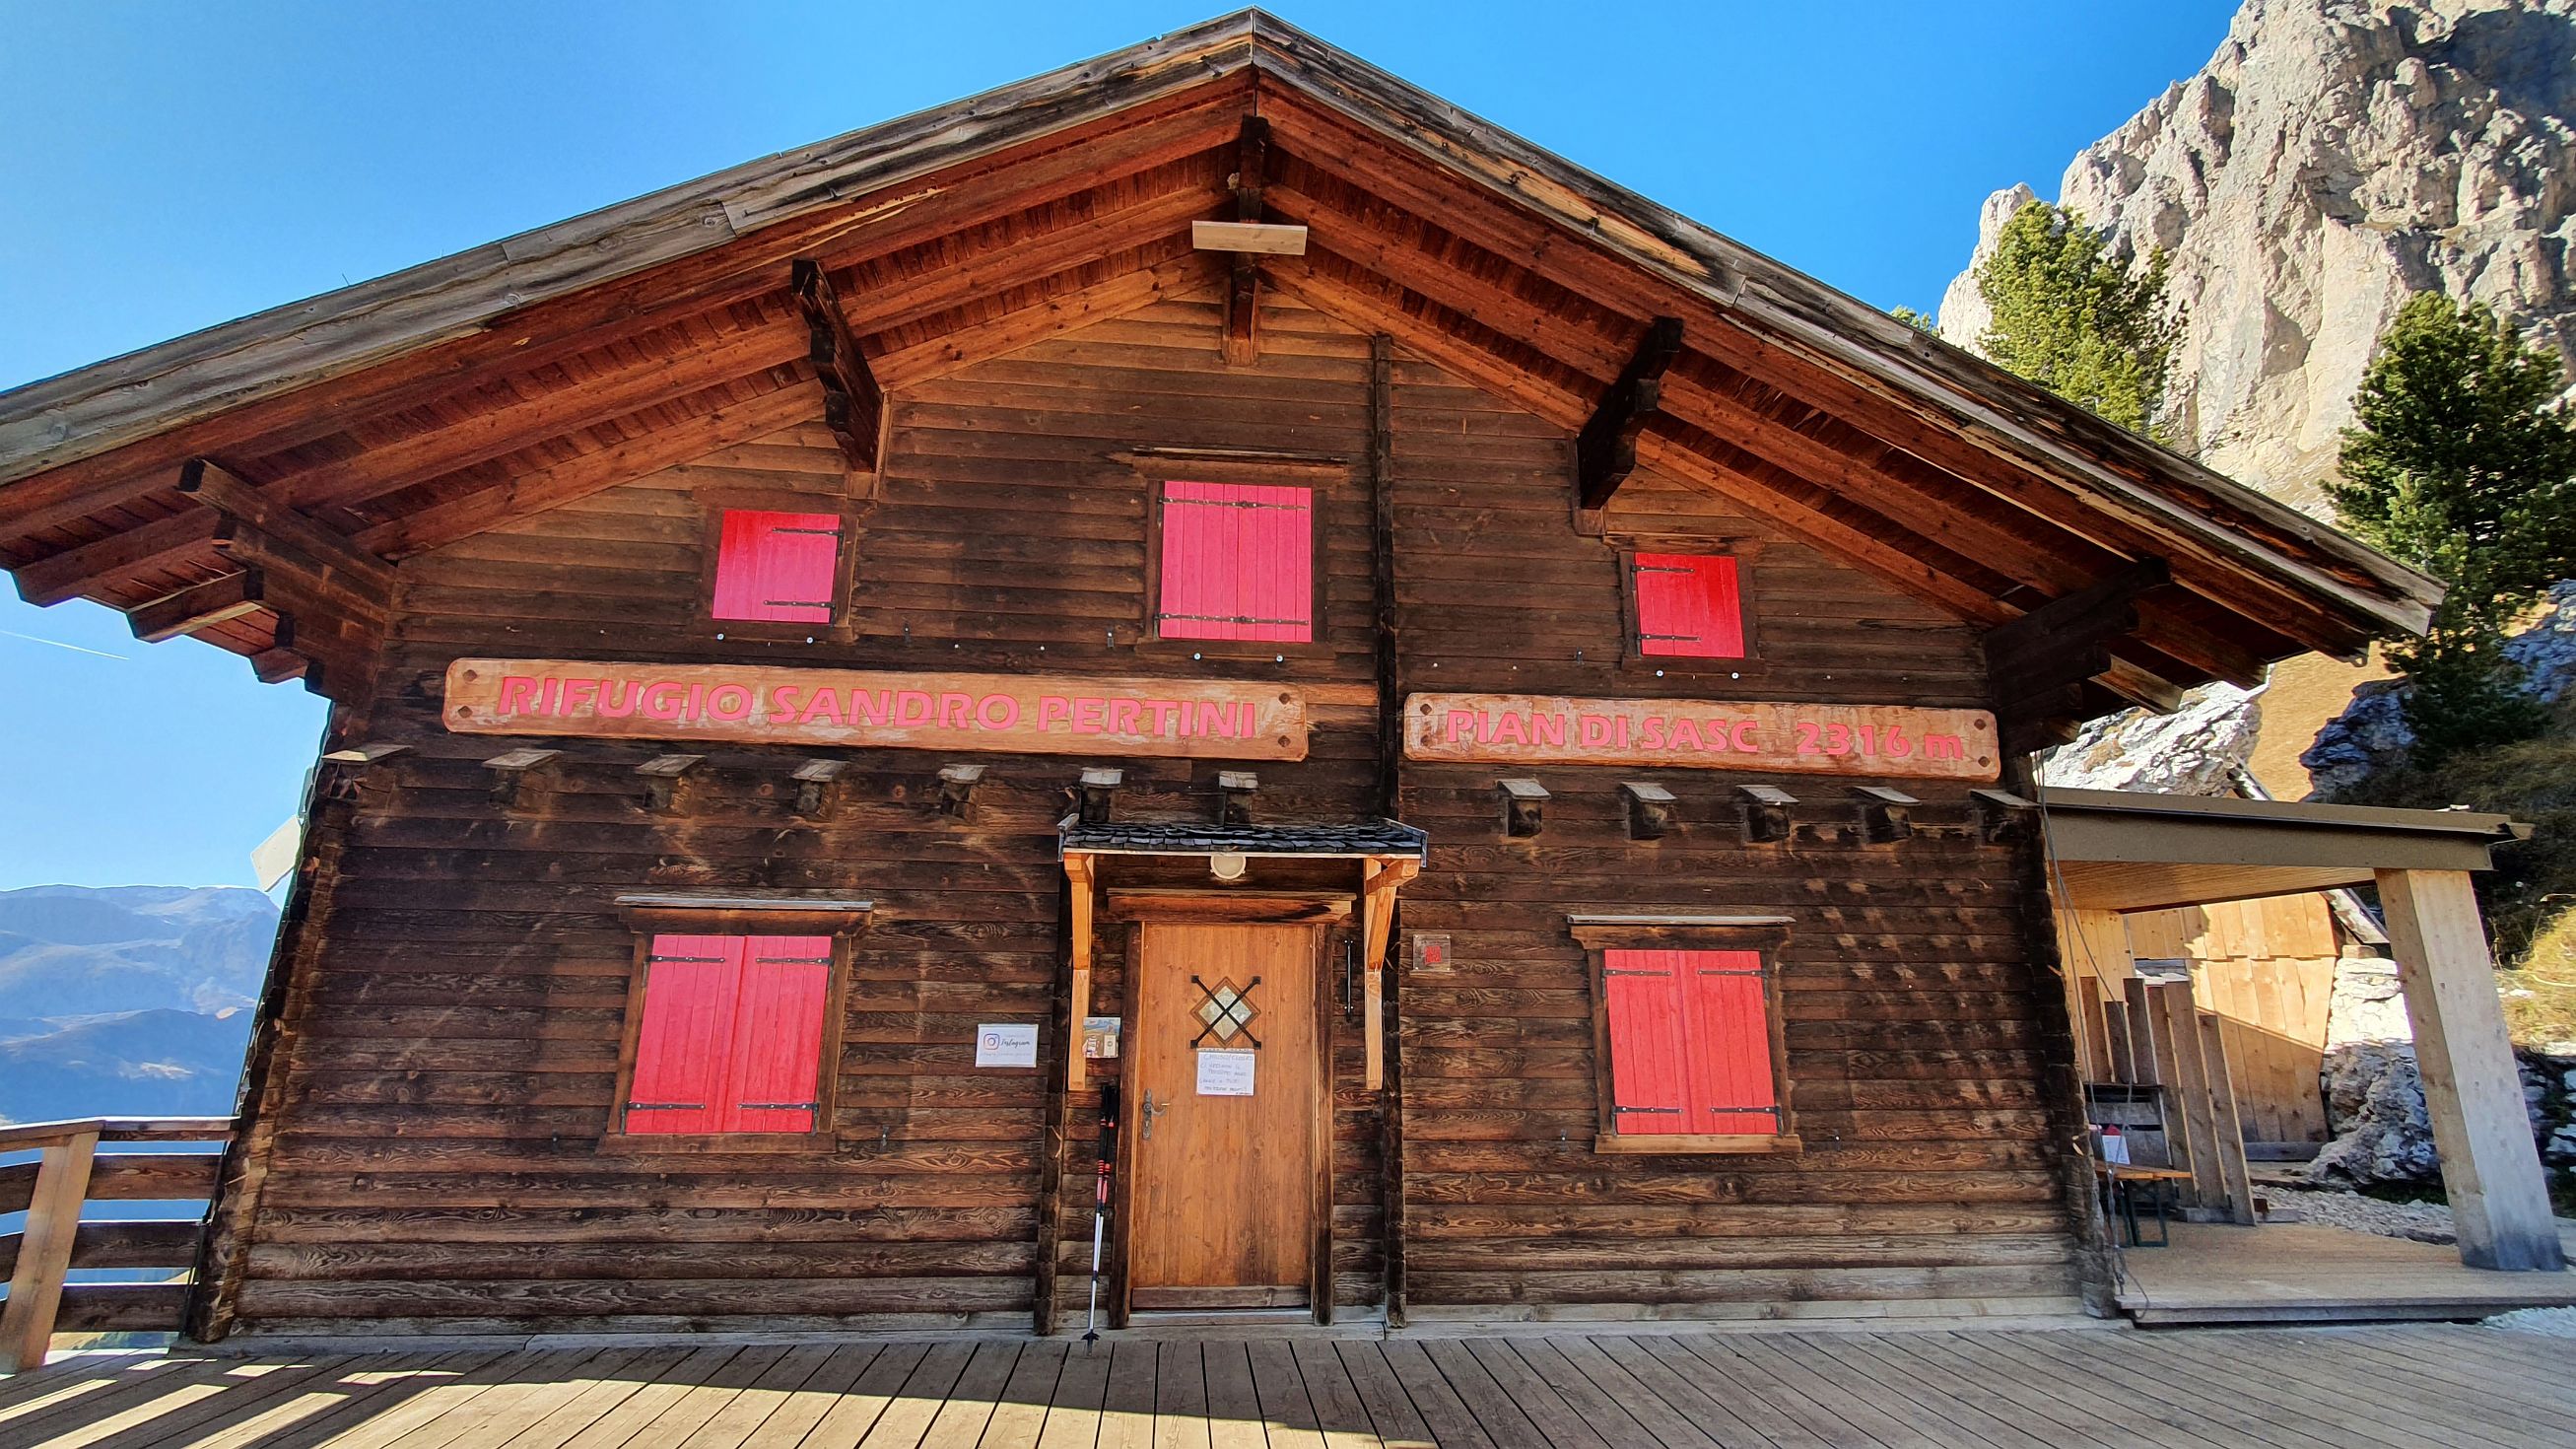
top-left (1974, 201), bottom-right (2182, 440)
top-left (2332, 293), bottom-right (2576, 760)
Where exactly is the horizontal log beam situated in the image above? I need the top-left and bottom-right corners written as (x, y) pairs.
top-left (1575, 316), bottom-right (1683, 512)
top-left (126, 571), bottom-right (265, 643)
top-left (182, 458), bottom-right (398, 596)
top-left (791, 259), bottom-right (882, 473)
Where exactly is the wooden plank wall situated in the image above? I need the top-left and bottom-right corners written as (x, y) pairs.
top-left (2127, 897), bottom-right (2338, 1144)
top-left (222, 294), bottom-right (1390, 1337)
top-left (1385, 377), bottom-right (2079, 1318)
top-left (216, 290), bottom-right (2080, 1336)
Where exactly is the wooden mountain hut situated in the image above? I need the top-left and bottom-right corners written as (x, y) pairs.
top-left (0, 12), bottom-right (2549, 1353)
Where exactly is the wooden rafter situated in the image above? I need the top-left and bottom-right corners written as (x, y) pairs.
top-left (1221, 114), bottom-right (1272, 367)
top-left (126, 571), bottom-right (266, 644)
top-left (791, 259), bottom-right (883, 476)
top-left (182, 460), bottom-right (396, 606)
top-left (1984, 559), bottom-right (2179, 751)
top-left (1573, 315), bottom-right (1682, 514)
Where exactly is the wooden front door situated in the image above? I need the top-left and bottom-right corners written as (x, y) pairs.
top-left (1125, 922), bottom-right (1322, 1309)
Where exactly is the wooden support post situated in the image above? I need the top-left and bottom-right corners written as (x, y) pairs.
top-left (0, 1127), bottom-right (98, 1371)
top-left (1221, 115), bottom-right (1271, 368)
top-left (1360, 855), bottom-right (1418, 1091)
top-left (790, 258), bottom-right (883, 477)
top-left (2196, 1007), bottom-right (2258, 1224)
top-left (1573, 315), bottom-right (1684, 520)
top-left (1064, 854), bottom-right (1096, 1092)
top-left (2102, 998), bottom-right (2135, 1084)
top-left (2155, 980), bottom-right (2226, 1210)
top-left (2120, 976), bottom-right (2181, 1174)
top-left (2378, 868), bottom-right (2568, 1271)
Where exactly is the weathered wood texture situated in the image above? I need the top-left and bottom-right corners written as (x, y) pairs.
top-left (1384, 367), bottom-right (2078, 1315)
top-left (202, 292), bottom-right (2080, 1337)
top-left (2126, 895), bottom-right (2339, 1144)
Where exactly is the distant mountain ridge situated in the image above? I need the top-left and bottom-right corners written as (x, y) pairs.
top-left (0, 885), bottom-right (275, 1123)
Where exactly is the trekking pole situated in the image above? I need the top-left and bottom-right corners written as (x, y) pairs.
top-left (1083, 1082), bottom-right (1119, 1343)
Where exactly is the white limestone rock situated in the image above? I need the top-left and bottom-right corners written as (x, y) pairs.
top-left (1938, 0), bottom-right (2576, 518)
top-left (2037, 681), bottom-right (2263, 794)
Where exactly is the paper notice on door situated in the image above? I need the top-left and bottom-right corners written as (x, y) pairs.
top-left (1195, 1048), bottom-right (1256, 1096)
top-left (975, 1023), bottom-right (1039, 1069)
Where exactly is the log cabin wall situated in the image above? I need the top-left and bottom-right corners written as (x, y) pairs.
top-left (209, 289), bottom-right (2075, 1338)
top-left (1383, 390), bottom-right (2079, 1319)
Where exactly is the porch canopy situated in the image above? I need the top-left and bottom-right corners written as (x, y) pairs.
top-left (2042, 787), bottom-right (2562, 1274)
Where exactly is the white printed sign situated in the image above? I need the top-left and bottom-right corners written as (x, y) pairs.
top-left (1195, 1049), bottom-right (1256, 1096)
top-left (975, 1022), bottom-right (1039, 1069)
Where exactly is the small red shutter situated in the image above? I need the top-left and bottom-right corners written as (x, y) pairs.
top-left (1601, 949), bottom-right (1692, 1135)
top-left (1632, 553), bottom-right (1745, 657)
top-left (1157, 480), bottom-right (1314, 643)
top-left (718, 935), bottom-right (834, 1133)
top-left (625, 934), bottom-right (742, 1135)
top-left (712, 510), bottom-right (841, 624)
top-left (1678, 950), bottom-right (1780, 1134)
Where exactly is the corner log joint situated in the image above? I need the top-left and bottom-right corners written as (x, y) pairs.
top-left (790, 258), bottom-right (883, 477)
top-left (1574, 316), bottom-right (1685, 521)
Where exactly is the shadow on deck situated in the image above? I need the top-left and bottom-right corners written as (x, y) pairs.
top-left (4, 1322), bottom-right (2573, 1448)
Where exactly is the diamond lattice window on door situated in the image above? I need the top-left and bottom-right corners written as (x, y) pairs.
top-left (1190, 975), bottom-right (1262, 1048)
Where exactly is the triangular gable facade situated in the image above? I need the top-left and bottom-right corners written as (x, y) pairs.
top-left (1, 11), bottom-right (2429, 718)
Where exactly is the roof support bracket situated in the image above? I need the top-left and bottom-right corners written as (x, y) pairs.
top-left (1573, 316), bottom-right (1685, 525)
top-left (790, 258), bottom-right (882, 479)
top-left (1983, 558), bottom-right (2185, 753)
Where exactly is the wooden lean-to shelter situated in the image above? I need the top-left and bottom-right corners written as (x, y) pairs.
top-left (7, 11), bottom-right (2550, 1348)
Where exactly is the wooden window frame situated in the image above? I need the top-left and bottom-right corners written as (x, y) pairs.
top-left (1137, 459), bottom-right (1341, 661)
top-left (695, 487), bottom-right (863, 642)
top-left (1612, 538), bottom-right (1763, 673)
top-left (1571, 920), bottom-right (1799, 1156)
top-left (600, 904), bottom-right (868, 1153)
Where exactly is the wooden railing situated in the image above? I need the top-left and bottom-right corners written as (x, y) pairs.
top-left (0, 1116), bottom-right (236, 1371)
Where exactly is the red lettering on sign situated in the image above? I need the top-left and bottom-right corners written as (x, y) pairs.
top-left (498, 676), bottom-right (539, 716)
top-left (938, 692), bottom-right (974, 730)
top-left (644, 683), bottom-right (686, 721)
top-left (978, 694), bottom-right (1020, 730)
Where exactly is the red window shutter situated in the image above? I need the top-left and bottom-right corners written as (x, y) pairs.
top-left (1601, 949), bottom-right (1692, 1135)
top-left (625, 934), bottom-right (742, 1135)
top-left (1679, 950), bottom-right (1781, 1134)
top-left (1157, 480), bottom-right (1315, 643)
top-left (712, 510), bottom-right (841, 624)
top-left (717, 936), bottom-right (834, 1133)
top-left (1632, 553), bottom-right (1745, 657)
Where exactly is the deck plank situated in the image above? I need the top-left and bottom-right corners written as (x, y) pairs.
top-left (1095, 1339), bottom-right (1160, 1449)
top-left (3, 1325), bottom-right (2568, 1449)
top-left (1150, 1341), bottom-right (1211, 1449)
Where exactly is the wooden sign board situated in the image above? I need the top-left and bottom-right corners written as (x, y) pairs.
top-left (1402, 692), bottom-right (1999, 782)
top-left (443, 658), bottom-right (1309, 760)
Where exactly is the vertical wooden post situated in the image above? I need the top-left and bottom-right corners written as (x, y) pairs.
top-left (2197, 1008), bottom-right (2258, 1224)
top-left (1359, 858), bottom-right (1415, 1091)
top-left (1, 1128), bottom-right (99, 1371)
top-left (1064, 854), bottom-right (1097, 1092)
top-left (2378, 868), bottom-right (2568, 1272)
top-left (2155, 980), bottom-right (2226, 1210)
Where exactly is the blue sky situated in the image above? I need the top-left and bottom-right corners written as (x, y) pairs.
top-left (0, 1), bottom-right (2242, 889)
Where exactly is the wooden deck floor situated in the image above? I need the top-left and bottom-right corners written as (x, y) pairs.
top-left (2117, 1220), bottom-right (2576, 1325)
top-left (4, 1323), bottom-right (2573, 1448)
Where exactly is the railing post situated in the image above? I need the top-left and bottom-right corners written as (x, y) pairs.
top-left (1, 1127), bottom-right (99, 1371)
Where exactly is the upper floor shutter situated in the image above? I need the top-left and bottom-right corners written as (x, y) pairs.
top-left (1632, 552), bottom-right (1744, 657)
top-left (1600, 948), bottom-right (1692, 1135)
top-left (625, 933), bottom-right (741, 1135)
top-left (719, 935), bottom-right (834, 1133)
top-left (1157, 480), bottom-right (1315, 643)
top-left (1679, 949), bottom-right (1781, 1134)
top-left (712, 509), bottom-right (842, 624)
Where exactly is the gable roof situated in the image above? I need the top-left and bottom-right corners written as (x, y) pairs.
top-left (0, 9), bottom-right (2435, 705)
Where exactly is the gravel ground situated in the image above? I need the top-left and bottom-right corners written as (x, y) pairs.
top-left (2484, 1305), bottom-right (2576, 1338)
top-left (2266, 1186), bottom-right (2460, 1244)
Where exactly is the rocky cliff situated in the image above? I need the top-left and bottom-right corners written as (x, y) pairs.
top-left (1941, 0), bottom-right (2576, 518)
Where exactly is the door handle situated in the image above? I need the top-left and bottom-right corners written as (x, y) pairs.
top-left (1141, 1089), bottom-right (1170, 1140)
